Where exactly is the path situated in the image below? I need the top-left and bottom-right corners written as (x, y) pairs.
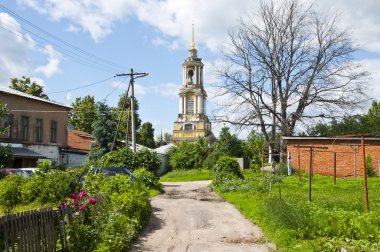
top-left (129, 180), bottom-right (276, 252)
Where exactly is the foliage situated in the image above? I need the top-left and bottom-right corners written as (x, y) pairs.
top-left (21, 169), bottom-right (78, 204)
top-left (242, 130), bottom-right (266, 167)
top-left (134, 148), bottom-right (161, 174)
top-left (167, 141), bottom-right (197, 170)
top-left (78, 175), bottom-right (151, 251)
top-left (0, 145), bottom-right (13, 169)
top-left (366, 154), bottom-right (376, 177)
top-left (160, 169), bottom-right (214, 182)
top-left (99, 147), bottom-right (136, 169)
top-left (215, 172), bottom-right (380, 250)
top-left (133, 167), bottom-right (162, 190)
top-left (116, 95), bottom-right (142, 141)
top-left (214, 127), bottom-right (243, 158)
top-left (0, 175), bottom-right (26, 213)
top-left (69, 95), bottom-right (97, 134)
top-left (138, 122), bottom-right (156, 148)
top-left (89, 101), bottom-right (118, 160)
top-left (0, 101), bottom-right (10, 136)
top-left (309, 101), bottom-right (380, 136)
top-left (10, 76), bottom-right (49, 99)
top-left (98, 147), bottom-right (160, 174)
top-left (212, 156), bottom-right (244, 188)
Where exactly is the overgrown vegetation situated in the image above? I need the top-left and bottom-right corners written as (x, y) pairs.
top-left (215, 171), bottom-right (380, 250)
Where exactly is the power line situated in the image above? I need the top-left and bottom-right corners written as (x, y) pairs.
top-left (46, 76), bottom-right (114, 94)
top-left (0, 3), bottom-right (125, 72)
top-left (0, 23), bottom-right (116, 73)
top-left (103, 77), bottom-right (128, 100)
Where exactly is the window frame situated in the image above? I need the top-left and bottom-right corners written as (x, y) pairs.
top-left (21, 116), bottom-right (29, 141)
top-left (36, 118), bottom-right (43, 142)
top-left (50, 120), bottom-right (57, 143)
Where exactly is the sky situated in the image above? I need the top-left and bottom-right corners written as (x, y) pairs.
top-left (1, 0), bottom-right (380, 139)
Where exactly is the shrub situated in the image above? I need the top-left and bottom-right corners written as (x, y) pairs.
top-left (21, 170), bottom-right (78, 204)
top-left (135, 148), bottom-right (161, 174)
top-left (99, 147), bottom-right (136, 169)
top-left (133, 167), bottom-right (162, 190)
top-left (0, 174), bottom-right (26, 213)
top-left (212, 155), bottom-right (244, 188)
top-left (167, 141), bottom-right (197, 170)
top-left (366, 154), bottom-right (376, 177)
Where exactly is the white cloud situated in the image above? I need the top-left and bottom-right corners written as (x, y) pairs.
top-left (34, 44), bottom-right (62, 78)
top-left (0, 12), bottom-right (32, 84)
top-left (153, 83), bottom-right (179, 98)
top-left (134, 83), bottom-right (147, 96)
top-left (110, 81), bottom-right (147, 96)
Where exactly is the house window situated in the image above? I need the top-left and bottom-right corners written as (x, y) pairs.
top-left (186, 96), bottom-right (194, 114)
top-left (36, 119), bottom-right (43, 142)
top-left (50, 120), bottom-right (57, 143)
top-left (184, 124), bottom-right (192, 131)
top-left (21, 116), bottom-right (29, 141)
top-left (2, 114), bottom-right (13, 139)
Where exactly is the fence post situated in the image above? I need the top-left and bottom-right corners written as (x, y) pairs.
top-left (334, 152), bottom-right (337, 185)
top-left (308, 147), bottom-right (313, 202)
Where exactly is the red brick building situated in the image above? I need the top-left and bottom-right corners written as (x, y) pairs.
top-left (284, 136), bottom-right (380, 177)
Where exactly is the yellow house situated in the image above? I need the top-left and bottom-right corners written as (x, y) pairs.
top-left (172, 26), bottom-right (212, 142)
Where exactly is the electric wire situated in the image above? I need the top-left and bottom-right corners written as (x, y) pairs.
top-left (46, 76), bottom-right (114, 94)
top-left (0, 3), bottom-right (125, 72)
top-left (103, 77), bottom-right (128, 101)
top-left (0, 23), bottom-right (116, 73)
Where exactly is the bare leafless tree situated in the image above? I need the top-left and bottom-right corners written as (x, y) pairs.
top-left (214, 0), bottom-right (369, 162)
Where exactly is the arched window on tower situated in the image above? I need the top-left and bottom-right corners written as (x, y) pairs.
top-left (186, 96), bottom-right (194, 114)
top-left (184, 124), bottom-right (193, 131)
top-left (187, 69), bottom-right (194, 84)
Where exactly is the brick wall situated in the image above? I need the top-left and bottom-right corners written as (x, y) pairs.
top-left (286, 138), bottom-right (380, 177)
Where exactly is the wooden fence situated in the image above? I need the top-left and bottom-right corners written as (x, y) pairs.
top-left (0, 208), bottom-right (72, 252)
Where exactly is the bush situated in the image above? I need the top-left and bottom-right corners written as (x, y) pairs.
top-left (98, 147), bottom-right (161, 174)
top-left (21, 170), bottom-right (78, 204)
top-left (133, 167), bottom-right (162, 190)
top-left (135, 148), bottom-right (161, 174)
top-left (0, 174), bottom-right (26, 213)
top-left (212, 155), bottom-right (244, 188)
top-left (99, 147), bottom-right (136, 169)
top-left (167, 141), bottom-right (197, 170)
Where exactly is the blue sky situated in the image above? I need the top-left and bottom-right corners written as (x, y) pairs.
top-left (1, 0), bottom-right (380, 139)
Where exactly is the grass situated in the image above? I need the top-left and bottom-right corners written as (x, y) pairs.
top-left (0, 202), bottom-right (55, 216)
top-left (216, 171), bottom-right (380, 251)
top-left (160, 169), bottom-right (214, 182)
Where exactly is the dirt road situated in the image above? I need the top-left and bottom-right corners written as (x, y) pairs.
top-left (130, 180), bottom-right (276, 252)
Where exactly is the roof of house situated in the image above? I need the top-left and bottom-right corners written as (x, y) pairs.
top-left (67, 130), bottom-right (94, 152)
top-left (155, 143), bottom-right (175, 154)
top-left (0, 86), bottom-right (72, 109)
top-left (12, 147), bottom-right (46, 158)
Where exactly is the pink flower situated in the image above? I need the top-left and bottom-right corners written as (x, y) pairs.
top-left (80, 191), bottom-right (88, 197)
top-left (74, 211), bottom-right (81, 217)
top-left (80, 204), bottom-right (88, 210)
top-left (58, 201), bottom-right (67, 209)
top-left (69, 193), bottom-right (77, 199)
top-left (88, 198), bottom-right (97, 205)
top-left (71, 201), bottom-right (78, 206)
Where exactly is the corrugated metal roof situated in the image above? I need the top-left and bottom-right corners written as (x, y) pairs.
top-left (0, 85), bottom-right (71, 109)
top-left (155, 143), bottom-right (175, 154)
top-left (13, 147), bottom-right (46, 158)
top-left (283, 136), bottom-right (380, 141)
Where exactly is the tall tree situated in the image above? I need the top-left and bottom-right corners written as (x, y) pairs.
top-left (10, 76), bottom-right (49, 99)
top-left (69, 95), bottom-right (97, 134)
top-left (88, 102), bottom-right (117, 160)
top-left (214, 127), bottom-right (243, 158)
top-left (138, 122), bottom-right (156, 149)
top-left (116, 94), bottom-right (142, 142)
top-left (215, 0), bottom-right (368, 162)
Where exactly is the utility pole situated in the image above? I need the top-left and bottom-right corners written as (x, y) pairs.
top-left (115, 68), bottom-right (148, 152)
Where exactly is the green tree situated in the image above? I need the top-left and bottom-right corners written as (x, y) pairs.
top-left (0, 102), bottom-right (9, 135)
top-left (116, 95), bottom-right (141, 141)
top-left (88, 102), bottom-right (117, 160)
top-left (0, 102), bottom-right (13, 169)
top-left (10, 76), bottom-right (49, 99)
top-left (167, 141), bottom-right (198, 170)
top-left (194, 137), bottom-right (210, 168)
top-left (69, 95), bottom-right (97, 134)
top-left (138, 122), bottom-right (156, 148)
top-left (243, 130), bottom-right (266, 166)
top-left (214, 127), bottom-right (243, 157)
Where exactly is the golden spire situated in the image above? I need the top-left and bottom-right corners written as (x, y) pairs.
top-left (190, 23), bottom-right (195, 50)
